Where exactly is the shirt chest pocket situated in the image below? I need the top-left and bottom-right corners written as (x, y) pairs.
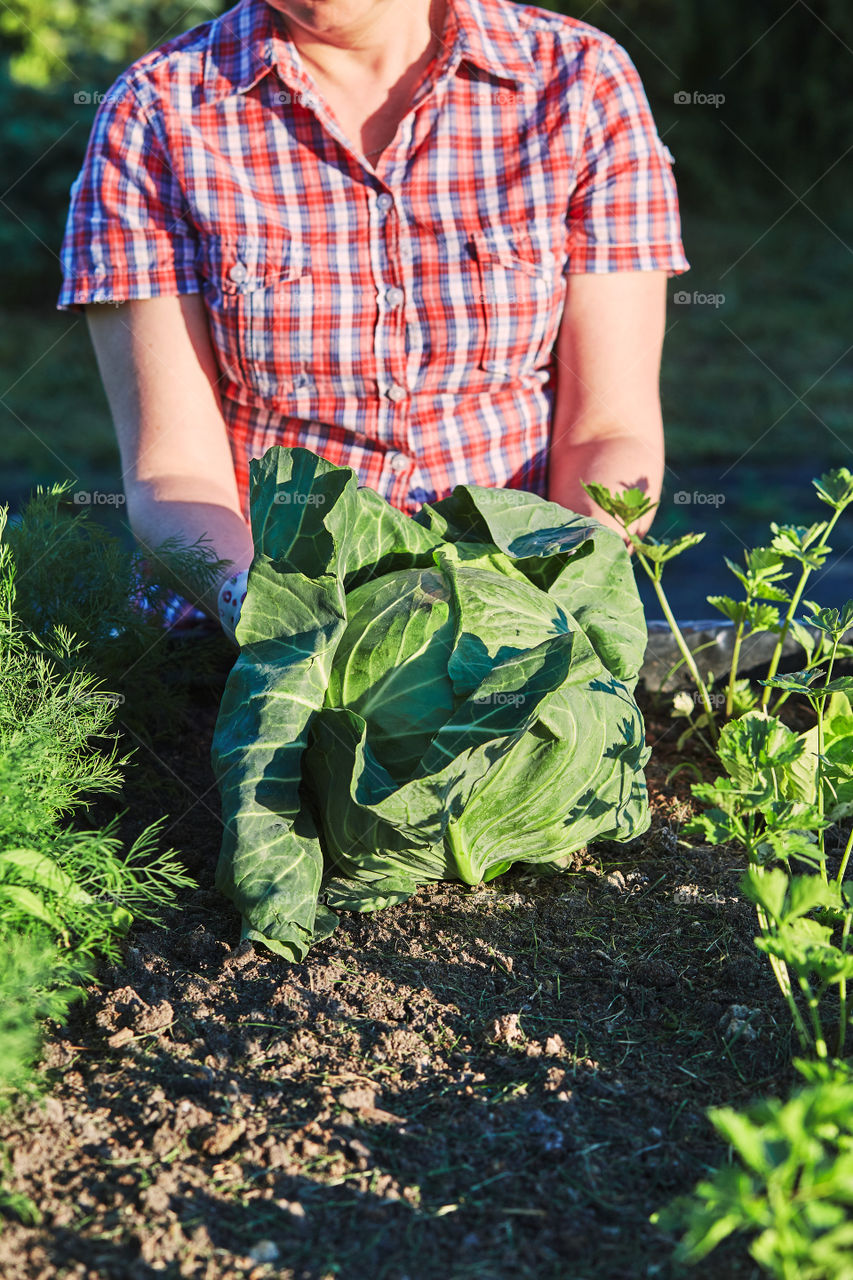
top-left (198, 235), bottom-right (315, 402)
top-left (469, 229), bottom-right (560, 379)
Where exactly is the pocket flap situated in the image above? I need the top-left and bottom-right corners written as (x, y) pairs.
top-left (469, 227), bottom-right (551, 278)
top-left (198, 233), bottom-right (309, 295)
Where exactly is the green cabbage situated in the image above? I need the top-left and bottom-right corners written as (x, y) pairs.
top-left (212, 447), bottom-right (651, 959)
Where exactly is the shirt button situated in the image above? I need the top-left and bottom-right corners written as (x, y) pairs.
top-left (385, 285), bottom-right (405, 307)
top-left (376, 193), bottom-right (393, 213)
top-left (386, 383), bottom-right (407, 403)
top-left (388, 452), bottom-right (408, 474)
top-left (228, 262), bottom-right (249, 284)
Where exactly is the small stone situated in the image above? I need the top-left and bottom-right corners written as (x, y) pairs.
top-left (527, 1109), bottom-right (565, 1154)
top-left (142, 1183), bottom-right (170, 1214)
top-left (43, 1096), bottom-right (65, 1124)
top-left (151, 1124), bottom-right (178, 1158)
top-left (107, 1027), bottom-right (136, 1049)
top-left (718, 1004), bottom-right (762, 1043)
top-left (265, 1141), bottom-right (290, 1169)
top-left (275, 1199), bottom-right (307, 1227)
top-left (337, 1085), bottom-right (377, 1112)
top-left (544, 1035), bottom-right (565, 1057)
top-left (134, 999), bottom-right (174, 1034)
top-left (485, 1013), bottom-right (522, 1045)
top-left (636, 959), bottom-right (678, 989)
top-left (200, 1119), bottom-right (246, 1156)
top-left (248, 1240), bottom-right (279, 1264)
top-left (543, 1067), bottom-right (567, 1093)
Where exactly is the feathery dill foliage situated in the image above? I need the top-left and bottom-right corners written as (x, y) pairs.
top-left (0, 936), bottom-right (82, 1099)
top-left (0, 506), bottom-right (195, 1108)
top-left (5, 483), bottom-right (230, 736)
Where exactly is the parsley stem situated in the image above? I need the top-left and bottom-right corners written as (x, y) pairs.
top-left (798, 973), bottom-right (827, 1059)
top-left (725, 611), bottom-right (747, 719)
top-left (762, 506), bottom-right (843, 712)
top-left (837, 911), bottom-right (853, 1056)
top-left (815, 637), bottom-right (840, 878)
top-left (637, 556), bottom-right (718, 744)
top-left (837, 823), bottom-right (853, 888)
top-left (754, 900), bottom-right (811, 1052)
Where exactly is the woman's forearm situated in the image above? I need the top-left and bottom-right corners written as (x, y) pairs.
top-left (548, 272), bottom-right (668, 544)
top-left (85, 297), bottom-right (255, 618)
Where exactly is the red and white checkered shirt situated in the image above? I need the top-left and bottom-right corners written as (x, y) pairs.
top-left (59, 0), bottom-right (689, 518)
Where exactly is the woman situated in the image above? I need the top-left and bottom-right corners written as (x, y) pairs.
top-left (59, 0), bottom-right (689, 638)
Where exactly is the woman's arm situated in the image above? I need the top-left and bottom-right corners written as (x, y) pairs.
top-left (548, 271), bottom-right (668, 541)
top-left (86, 294), bottom-right (254, 616)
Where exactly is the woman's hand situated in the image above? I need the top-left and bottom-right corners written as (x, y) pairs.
top-left (217, 568), bottom-right (249, 646)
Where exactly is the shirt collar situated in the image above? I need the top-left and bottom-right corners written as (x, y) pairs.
top-left (446, 0), bottom-right (538, 86)
top-left (202, 0), bottom-right (537, 102)
top-left (203, 0), bottom-right (294, 100)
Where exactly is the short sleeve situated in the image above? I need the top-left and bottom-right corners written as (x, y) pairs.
top-left (57, 78), bottom-right (200, 312)
top-left (566, 40), bottom-right (690, 278)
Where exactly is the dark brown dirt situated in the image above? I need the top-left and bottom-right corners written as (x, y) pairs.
top-left (0, 651), bottom-right (822, 1280)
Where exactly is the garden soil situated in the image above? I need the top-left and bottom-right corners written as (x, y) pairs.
top-left (0, 641), bottom-right (830, 1280)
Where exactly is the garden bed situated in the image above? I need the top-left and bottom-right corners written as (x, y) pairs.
top-left (0, 664), bottom-right (814, 1280)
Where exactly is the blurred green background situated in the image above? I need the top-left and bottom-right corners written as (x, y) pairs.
top-left (1, 0), bottom-right (851, 613)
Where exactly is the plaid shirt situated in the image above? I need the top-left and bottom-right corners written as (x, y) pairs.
top-left (58, 0), bottom-right (689, 518)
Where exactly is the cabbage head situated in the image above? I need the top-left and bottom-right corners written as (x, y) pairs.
top-left (212, 447), bottom-right (651, 959)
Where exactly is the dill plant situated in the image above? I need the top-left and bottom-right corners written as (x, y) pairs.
top-left (0, 505), bottom-right (195, 1114)
top-left (5, 483), bottom-right (230, 739)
